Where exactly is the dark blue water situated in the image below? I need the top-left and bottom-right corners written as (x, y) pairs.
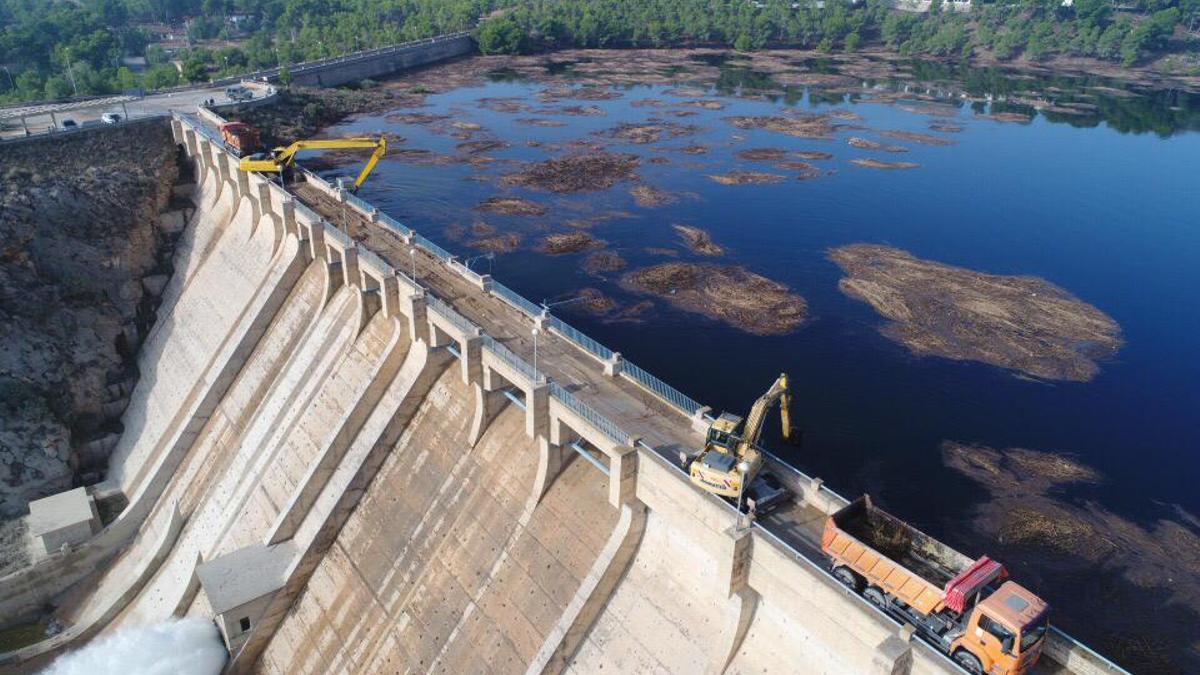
top-left (323, 63), bottom-right (1200, 542)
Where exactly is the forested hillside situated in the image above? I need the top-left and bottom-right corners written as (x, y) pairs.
top-left (1, 0), bottom-right (1196, 103)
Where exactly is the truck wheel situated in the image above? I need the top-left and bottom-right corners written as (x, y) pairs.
top-left (832, 566), bottom-right (862, 592)
top-left (952, 650), bottom-right (983, 675)
top-left (863, 586), bottom-right (886, 608)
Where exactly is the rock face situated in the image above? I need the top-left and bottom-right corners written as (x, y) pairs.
top-left (0, 123), bottom-right (182, 518)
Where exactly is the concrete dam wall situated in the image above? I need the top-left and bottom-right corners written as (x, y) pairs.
top-left (0, 114), bottom-right (1122, 675)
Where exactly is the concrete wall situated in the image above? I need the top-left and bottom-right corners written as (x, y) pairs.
top-left (288, 34), bottom-right (473, 88)
top-left (0, 114), bottom-right (1118, 675)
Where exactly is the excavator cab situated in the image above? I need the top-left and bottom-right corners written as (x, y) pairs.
top-left (682, 374), bottom-right (795, 513)
top-left (705, 413), bottom-right (743, 451)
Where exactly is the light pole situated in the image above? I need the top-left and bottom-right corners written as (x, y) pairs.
top-left (409, 247), bottom-right (418, 283)
top-left (64, 48), bottom-right (78, 96)
top-left (1, 66), bottom-right (13, 91)
top-left (531, 326), bottom-right (542, 383)
top-left (736, 460), bottom-right (752, 529)
top-left (464, 252), bottom-right (494, 273)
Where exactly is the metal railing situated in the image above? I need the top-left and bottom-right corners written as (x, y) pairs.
top-left (292, 200), bottom-right (323, 226)
top-left (549, 382), bottom-right (628, 445)
top-left (343, 190), bottom-right (374, 216)
top-left (548, 317), bottom-right (614, 361)
top-left (491, 282), bottom-right (542, 318)
top-left (377, 212), bottom-right (413, 238)
top-left (357, 246), bottom-right (392, 276)
top-left (322, 222), bottom-right (353, 248)
top-left (620, 359), bottom-right (705, 416)
top-left (425, 295), bottom-right (477, 333)
top-left (481, 335), bottom-right (536, 381)
top-left (412, 233), bottom-right (452, 261)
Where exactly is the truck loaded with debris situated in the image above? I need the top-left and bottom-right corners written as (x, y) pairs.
top-left (823, 495), bottom-right (1049, 675)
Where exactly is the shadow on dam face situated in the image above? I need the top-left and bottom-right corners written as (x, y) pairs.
top-left (0, 117), bottom-right (1117, 675)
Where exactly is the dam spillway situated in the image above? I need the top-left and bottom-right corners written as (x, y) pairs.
top-left (0, 115), bottom-right (1123, 675)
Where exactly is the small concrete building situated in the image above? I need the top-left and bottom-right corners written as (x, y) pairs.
top-left (197, 542), bottom-right (294, 655)
top-left (28, 487), bottom-right (101, 555)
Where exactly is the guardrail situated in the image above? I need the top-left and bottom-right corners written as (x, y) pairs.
top-left (481, 335), bottom-right (536, 381)
top-left (619, 359), bottom-right (705, 416)
top-left (425, 294), bottom-right (478, 334)
top-left (491, 281), bottom-right (542, 318)
top-left (550, 382), bottom-right (628, 445)
top-left (548, 316), bottom-right (614, 361)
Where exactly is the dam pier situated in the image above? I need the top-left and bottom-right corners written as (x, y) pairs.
top-left (0, 110), bottom-right (1125, 675)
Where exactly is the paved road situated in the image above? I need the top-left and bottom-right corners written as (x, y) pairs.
top-left (0, 83), bottom-right (270, 139)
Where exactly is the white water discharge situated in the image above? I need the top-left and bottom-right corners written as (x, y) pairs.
top-left (42, 618), bottom-right (225, 675)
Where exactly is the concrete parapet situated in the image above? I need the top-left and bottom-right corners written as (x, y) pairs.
top-left (526, 382), bottom-right (549, 439)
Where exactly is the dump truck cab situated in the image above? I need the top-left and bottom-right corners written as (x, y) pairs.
top-left (952, 582), bottom-right (1048, 675)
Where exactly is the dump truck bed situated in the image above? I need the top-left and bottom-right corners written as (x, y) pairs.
top-left (823, 495), bottom-right (976, 616)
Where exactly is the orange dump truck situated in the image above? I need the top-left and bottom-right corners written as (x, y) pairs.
top-left (219, 121), bottom-right (260, 157)
top-left (822, 496), bottom-right (1049, 675)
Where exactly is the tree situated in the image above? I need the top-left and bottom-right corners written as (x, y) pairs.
top-left (844, 31), bottom-right (862, 51)
top-left (44, 75), bottom-right (74, 99)
top-left (477, 16), bottom-right (524, 54)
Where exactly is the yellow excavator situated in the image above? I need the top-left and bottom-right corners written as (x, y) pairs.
top-left (680, 373), bottom-right (795, 514)
top-left (238, 136), bottom-right (387, 192)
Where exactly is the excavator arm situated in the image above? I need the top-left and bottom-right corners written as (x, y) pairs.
top-left (737, 373), bottom-right (794, 453)
top-left (238, 137), bottom-right (387, 192)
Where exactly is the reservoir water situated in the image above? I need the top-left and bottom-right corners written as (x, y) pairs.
top-left (318, 52), bottom-right (1200, 666)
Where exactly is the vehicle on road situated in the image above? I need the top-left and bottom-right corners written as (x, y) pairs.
top-left (58, 119), bottom-right (77, 130)
top-left (823, 495), bottom-right (1049, 675)
top-left (101, 113), bottom-right (122, 124)
top-left (225, 85), bottom-right (254, 102)
top-left (679, 373), bottom-right (794, 515)
top-left (219, 121), bottom-right (261, 157)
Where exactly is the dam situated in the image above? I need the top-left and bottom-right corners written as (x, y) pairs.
top-left (0, 113), bottom-right (1125, 675)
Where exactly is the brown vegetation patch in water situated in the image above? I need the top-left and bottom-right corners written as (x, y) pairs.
top-left (478, 97), bottom-right (528, 113)
top-left (672, 225), bottom-right (724, 256)
top-left (848, 137), bottom-right (909, 153)
top-left (796, 150), bottom-right (834, 160)
top-left (707, 170), bottom-right (786, 185)
top-left (928, 122), bottom-right (965, 133)
top-left (621, 262), bottom-right (806, 335)
top-left (515, 117), bottom-right (567, 127)
top-left (598, 122), bottom-right (702, 144)
top-left (575, 287), bottom-right (619, 315)
top-left (850, 158), bottom-right (919, 170)
top-left (456, 139), bottom-right (510, 155)
top-left (503, 153), bottom-right (640, 193)
top-left (469, 233), bottom-right (522, 253)
top-left (830, 244), bottom-right (1123, 381)
top-left (540, 231), bottom-right (605, 255)
top-left (723, 114), bottom-right (837, 139)
top-left (630, 185), bottom-right (676, 207)
top-left (676, 143), bottom-right (709, 155)
top-left (736, 148), bottom-right (788, 161)
top-left (980, 111), bottom-right (1034, 124)
top-left (882, 130), bottom-right (956, 146)
top-left (680, 99), bottom-right (726, 110)
top-left (584, 250), bottom-right (628, 275)
top-left (942, 441), bottom-right (1200, 672)
top-left (475, 197), bottom-right (547, 216)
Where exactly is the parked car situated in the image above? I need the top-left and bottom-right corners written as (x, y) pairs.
top-left (101, 113), bottom-right (122, 124)
top-left (59, 119), bottom-right (77, 130)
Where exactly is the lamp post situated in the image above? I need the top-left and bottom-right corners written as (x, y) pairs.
top-left (409, 247), bottom-right (418, 283)
top-left (464, 252), bottom-right (494, 273)
top-left (64, 48), bottom-right (78, 96)
top-left (531, 326), bottom-right (541, 383)
top-left (736, 460), bottom-right (752, 529)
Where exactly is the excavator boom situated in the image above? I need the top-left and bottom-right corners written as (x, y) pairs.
top-left (238, 136), bottom-right (387, 192)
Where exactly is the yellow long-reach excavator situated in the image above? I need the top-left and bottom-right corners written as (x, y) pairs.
top-left (680, 373), bottom-right (795, 514)
top-left (238, 136), bottom-right (387, 192)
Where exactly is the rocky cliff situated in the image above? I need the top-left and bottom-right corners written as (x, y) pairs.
top-left (0, 122), bottom-right (183, 518)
